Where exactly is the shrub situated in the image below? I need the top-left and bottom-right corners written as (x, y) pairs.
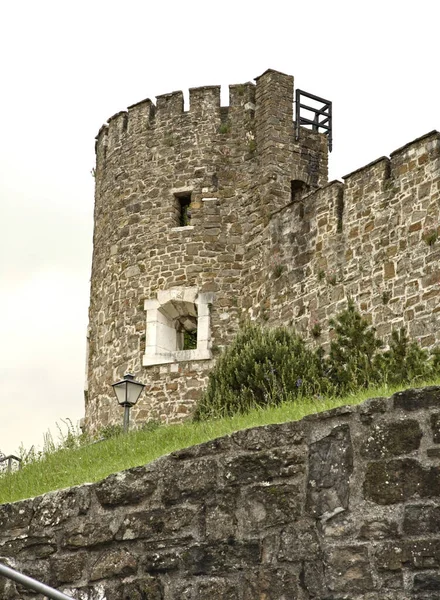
top-left (194, 323), bottom-right (334, 420)
top-left (327, 298), bottom-right (383, 393)
top-left (194, 302), bottom-right (440, 421)
top-left (378, 328), bottom-right (432, 385)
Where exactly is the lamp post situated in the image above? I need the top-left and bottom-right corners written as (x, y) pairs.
top-left (112, 373), bottom-right (145, 433)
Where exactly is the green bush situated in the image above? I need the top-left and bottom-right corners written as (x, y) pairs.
top-left (378, 328), bottom-right (432, 385)
top-left (327, 298), bottom-right (383, 393)
top-left (194, 301), bottom-right (440, 420)
top-left (194, 323), bottom-right (334, 420)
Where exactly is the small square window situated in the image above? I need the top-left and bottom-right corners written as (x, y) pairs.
top-left (143, 288), bottom-right (213, 366)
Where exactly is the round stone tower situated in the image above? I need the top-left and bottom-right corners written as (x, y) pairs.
top-left (85, 69), bottom-right (329, 433)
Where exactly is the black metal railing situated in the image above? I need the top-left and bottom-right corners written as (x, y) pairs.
top-left (295, 89), bottom-right (332, 151)
top-left (0, 562), bottom-right (75, 599)
top-left (0, 455), bottom-right (22, 473)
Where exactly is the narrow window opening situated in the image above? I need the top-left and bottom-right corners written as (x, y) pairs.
top-left (291, 180), bottom-right (309, 218)
top-left (176, 194), bottom-right (192, 226)
top-left (291, 180), bottom-right (308, 203)
top-left (122, 114), bottom-right (128, 132)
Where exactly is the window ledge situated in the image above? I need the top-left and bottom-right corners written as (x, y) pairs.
top-left (143, 348), bottom-right (212, 367)
top-left (170, 225), bottom-right (194, 232)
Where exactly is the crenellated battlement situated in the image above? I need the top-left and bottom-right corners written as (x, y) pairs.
top-left (262, 129), bottom-right (440, 347)
top-left (94, 70), bottom-right (328, 195)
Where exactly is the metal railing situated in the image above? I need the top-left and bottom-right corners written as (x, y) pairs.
top-left (295, 88), bottom-right (333, 151)
top-left (0, 455), bottom-right (22, 473)
top-left (0, 562), bottom-right (75, 600)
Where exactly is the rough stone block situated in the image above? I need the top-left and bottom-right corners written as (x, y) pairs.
top-left (431, 413), bottom-right (440, 443)
top-left (360, 419), bottom-right (423, 458)
top-left (90, 548), bottom-right (137, 581)
top-left (403, 505), bottom-right (440, 535)
top-left (359, 519), bottom-right (399, 540)
top-left (181, 541), bottom-right (260, 576)
top-left (223, 448), bottom-right (304, 486)
top-left (306, 424), bottom-right (353, 518)
top-left (325, 545), bottom-right (375, 593)
top-left (115, 506), bottom-right (201, 542)
top-left (413, 573), bottom-right (440, 595)
top-left (50, 553), bottom-right (87, 585)
top-left (94, 466), bottom-right (157, 506)
top-left (237, 483), bottom-right (302, 534)
top-left (61, 521), bottom-right (115, 549)
top-left (364, 459), bottom-right (440, 504)
top-left (379, 540), bottom-right (440, 571)
top-left (393, 387), bottom-right (440, 411)
top-left (162, 457), bottom-right (218, 504)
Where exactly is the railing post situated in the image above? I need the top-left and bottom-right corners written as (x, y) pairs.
top-left (0, 562), bottom-right (76, 600)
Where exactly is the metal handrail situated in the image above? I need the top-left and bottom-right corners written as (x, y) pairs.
top-left (0, 455), bottom-right (22, 473)
top-left (0, 562), bottom-right (75, 599)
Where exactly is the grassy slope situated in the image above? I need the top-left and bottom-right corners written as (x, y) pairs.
top-left (1, 379), bottom-right (439, 505)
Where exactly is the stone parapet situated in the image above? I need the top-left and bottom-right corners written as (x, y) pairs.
top-left (2, 387), bottom-right (440, 598)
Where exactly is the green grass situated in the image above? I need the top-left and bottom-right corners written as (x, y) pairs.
top-left (1, 379), bottom-right (439, 505)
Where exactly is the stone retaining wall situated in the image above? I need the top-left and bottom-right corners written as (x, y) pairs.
top-left (1, 387), bottom-right (440, 598)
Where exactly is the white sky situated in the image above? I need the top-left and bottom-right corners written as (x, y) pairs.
top-left (1, 0), bottom-right (439, 454)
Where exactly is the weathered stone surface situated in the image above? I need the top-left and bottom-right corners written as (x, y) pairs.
top-left (364, 459), bottom-right (440, 504)
top-left (359, 519), bottom-right (399, 540)
top-left (94, 466), bottom-right (157, 506)
top-left (162, 457), bottom-right (218, 504)
top-left (182, 541), bottom-right (260, 576)
top-left (242, 566), bottom-right (300, 600)
top-left (325, 545), bottom-right (375, 593)
top-left (403, 505), bottom-right (440, 535)
top-left (0, 499), bottom-right (33, 532)
top-left (431, 412), bottom-right (440, 443)
top-left (393, 387), bottom-right (440, 412)
top-left (90, 548), bottom-right (137, 581)
top-left (306, 424), bottom-right (353, 518)
top-left (109, 577), bottom-right (163, 600)
top-left (1, 389), bottom-right (440, 599)
top-left (50, 553), bottom-right (87, 584)
top-left (31, 486), bottom-right (91, 531)
top-left (360, 419), bottom-right (423, 458)
top-left (237, 483), bottom-right (302, 534)
top-left (377, 540), bottom-right (440, 571)
top-left (413, 572), bottom-right (440, 595)
top-left (223, 447), bottom-right (304, 486)
top-left (115, 506), bottom-right (201, 542)
top-left (277, 519), bottom-right (321, 562)
top-left (61, 520), bottom-right (115, 548)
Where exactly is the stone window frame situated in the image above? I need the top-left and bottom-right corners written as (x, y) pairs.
top-left (142, 287), bottom-right (213, 366)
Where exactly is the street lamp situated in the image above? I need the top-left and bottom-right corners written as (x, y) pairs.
top-left (112, 373), bottom-right (145, 433)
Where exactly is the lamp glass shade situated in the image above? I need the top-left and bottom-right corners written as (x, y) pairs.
top-left (112, 374), bottom-right (145, 406)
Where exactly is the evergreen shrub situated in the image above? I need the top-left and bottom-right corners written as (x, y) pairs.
top-left (194, 301), bottom-right (440, 420)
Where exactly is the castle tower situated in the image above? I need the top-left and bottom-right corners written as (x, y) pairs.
top-left (85, 69), bottom-right (329, 433)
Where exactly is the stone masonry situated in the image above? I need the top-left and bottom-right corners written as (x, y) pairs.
top-left (86, 68), bottom-right (440, 434)
top-left (86, 69), bottom-right (327, 433)
top-left (2, 387), bottom-right (440, 598)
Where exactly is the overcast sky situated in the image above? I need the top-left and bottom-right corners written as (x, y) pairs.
top-left (1, 0), bottom-right (439, 454)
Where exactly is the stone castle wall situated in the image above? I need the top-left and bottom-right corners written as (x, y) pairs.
top-left (250, 131), bottom-right (440, 347)
top-left (86, 67), bottom-right (439, 434)
top-left (2, 387), bottom-right (440, 599)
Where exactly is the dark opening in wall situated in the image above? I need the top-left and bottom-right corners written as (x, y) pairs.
top-left (175, 193), bottom-right (192, 226)
top-left (291, 180), bottom-right (309, 218)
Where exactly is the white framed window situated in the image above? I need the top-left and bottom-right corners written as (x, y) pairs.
top-left (142, 287), bottom-right (213, 366)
